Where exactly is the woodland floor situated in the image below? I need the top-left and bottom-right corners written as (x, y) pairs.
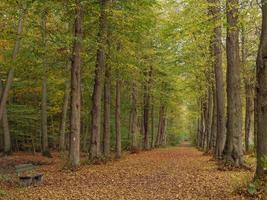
top-left (0, 144), bottom-right (260, 200)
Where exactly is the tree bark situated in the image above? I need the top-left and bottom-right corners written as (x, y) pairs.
top-left (41, 11), bottom-right (50, 157)
top-left (156, 104), bottom-right (166, 147)
top-left (59, 79), bottom-right (70, 151)
top-left (208, 0), bottom-right (226, 159)
top-left (130, 82), bottom-right (138, 151)
top-left (143, 67), bottom-right (152, 150)
top-left (115, 80), bottom-right (122, 159)
top-left (0, 81), bottom-right (11, 155)
top-left (210, 86), bottom-right (217, 150)
top-left (241, 24), bottom-right (254, 153)
top-left (90, 0), bottom-right (110, 159)
top-left (245, 82), bottom-right (253, 153)
top-left (69, 0), bottom-right (82, 168)
top-left (206, 89), bottom-right (213, 152)
top-left (255, 0), bottom-right (267, 178)
top-left (103, 59), bottom-right (111, 157)
top-left (41, 77), bottom-right (49, 156)
top-left (151, 96), bottom-right (155, 149)
top-left (0, 9), bottom-right (24, 122)
top-left (224, 0), bottom-right (243, 166)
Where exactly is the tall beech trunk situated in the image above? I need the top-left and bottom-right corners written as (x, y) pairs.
top-left (41, 77), bottom-right (49, 156)
top-left (255, 0), bottom-right (267, 178)
top-left (160, 111), bottom-right (167, 146)
top-left (69, 1), bottom-right (82, 168)
top-left (59, 80), bottom-right (70, 151)
top-left (208, 0), bottom-right (226, 159)
top-left (115, 80), bottom-right (121, 158)
top-left (41, 11), bottom-right (50, 157)
top-left (156, 104), bottom-right (166, 147)
top-left (206, 89), bottom-right (213, 152)
top-left (199, 103), bottom-right (204, 149)
top-left (0, 9), bottom-right (24, 152)
top-left (151, 96), bottom-right (155, 148)
top-left (90, 0), bottom-right (110, 159)
top-left (0, 81), bottom-right (11, 154)
top-left (245, 82), bottom-right (253, 153)
top-left (130, 82), bottom-right (138, 151)
top-left (197, 117), bottom-right (201, 148)
top-left (103, 59), bottom-right (111, 157)
top-left (210, 87), bottom-right (217, 150)
top-left (203, 98), bottom-right (208, 150)
top-left (224, 0), bottom-right (243, 166)
top-left (241, 24), bottom-right (253, 153)
top-left (143, 67), bottom-right (152, 150)
top-left (0, 10), bottom-right (24, 122)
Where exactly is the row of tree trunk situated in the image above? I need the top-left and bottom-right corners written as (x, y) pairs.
top-left (197, 0), bottom-right (253, 166)
top-left (198, 0), bottom-right (267, 180)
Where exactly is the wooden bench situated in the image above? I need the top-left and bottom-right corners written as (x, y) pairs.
top-left (15, 164), bottom-right (44, 187)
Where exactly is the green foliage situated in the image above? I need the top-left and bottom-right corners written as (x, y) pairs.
top-left (0, 189), bottom-right (7, 197)
top-left (247, 182), bottom-right (257, 195)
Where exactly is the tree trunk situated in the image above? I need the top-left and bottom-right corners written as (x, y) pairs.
top-left (241, 24), bottom-right (254, 153)
top-left (224, 0), bottom-right (243, 166)
top-left (156, 104), bottom-right (166, 147)
top-left (115, 80), bottom-right (122, 159)
top-left (41, 11), bottom-right (50, 157)
top-left (90, 0), bottom-right (110, 160)
top-left (208, 0), bottom-right (226, 159)
top-left (255, 0), bottom-right (267, 178)
top-left (103, 60), bottom-right (111, 157)
top-left (59, 79), bottom-right (70, 151)
top-left (69, 0), bottom-right (82, 168)
top-left (245, 82), bottom-right (253, 153)
top-left (130, 82), bottom-right (138, 151)
top-left (151, 96), bottom-right (155, 149)
top-left (210, 86), bottom-right (217, 151)
top-left (0, 81), bottom-right (11, 155)
top-left (143, 67), bottom-right (152, 150)
top-left (203, 98), bottom-right (208, 150)
top-left (206, 89), bottom-right (213, 152)
top-left (0, 10), bottom-right (24, 121)
top-left (41, 77), bottom-right (49, 156)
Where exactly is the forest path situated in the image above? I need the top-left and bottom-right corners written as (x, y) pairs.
top-left (9, 146), bottom-right (252, 200)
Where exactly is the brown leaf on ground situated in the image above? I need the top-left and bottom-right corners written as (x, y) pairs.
top-left (0, 146), bottom-right (263, 200)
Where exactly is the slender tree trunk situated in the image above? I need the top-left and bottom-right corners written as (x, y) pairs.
top-left (130, 82), bottom-right (138, 151)
top-left (103, 61), bottom-right (111, 157)
top-left (0, 10), bottom-right (24, 121)
top-left (241, 25), bottom-right (254, 153)
top-left (161, 114), bottom-right (167, 146)
top-left (210, 87), bottom-right (217, 151)
top-left (41, 11), bottom-right (50, 157)
top-left (197, 117), bottom-right (201, 148)
top-left (41, 77), bottom-right (49, 156)
top-left (143, 67), bottom-right (152, 150)
top-left (59, 80), bottom-right (70, 151)
top-left (224, 0), bottom-right (243, 166)
top-left (206, 89), bottom-right (213, 152)
top-left (90, 0), bottom-right (110, 160)
top-left (151, 96), bottom-right (155, 149)
top-left (208, 0), bottom-right (226, 159)
top-left (115, 80), bottom-right (121, 159)
top-left (0, 81), bottom-right (11, 155)
top-left (156, 104), bottom-right (166, 147)
top-left (245, 82), bottom-right (253, 153)
top-left (255, 0), bottom-right (267, 178)
top-left (69, 0), bottom-right (82, 168)
top-left (203, 98), bottom-right (208, 150)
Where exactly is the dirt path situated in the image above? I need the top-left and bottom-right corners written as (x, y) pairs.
top-left (6, 146), bottom-right (253, 200)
